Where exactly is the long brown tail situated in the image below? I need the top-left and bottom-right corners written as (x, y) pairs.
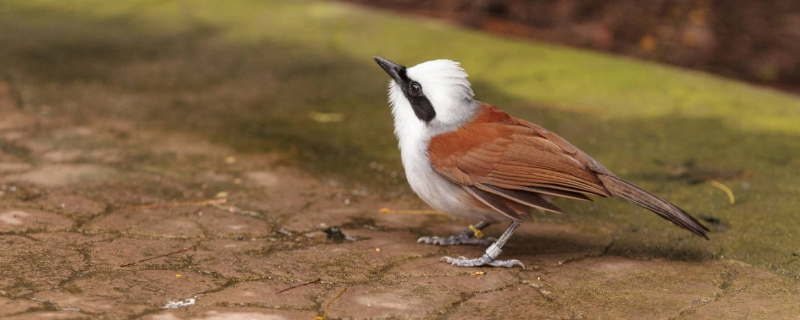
top-left (597, 174), bottom-right (710, 239)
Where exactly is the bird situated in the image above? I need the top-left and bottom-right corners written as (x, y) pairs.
top-left (373, 56), bottom-right (709, 268)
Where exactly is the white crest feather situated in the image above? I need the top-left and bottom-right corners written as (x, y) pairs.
top-left (387, 59), bottom-right (479, 146)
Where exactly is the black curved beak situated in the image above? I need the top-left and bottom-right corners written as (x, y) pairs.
top-left (373, 56), bottom-right (407, 85)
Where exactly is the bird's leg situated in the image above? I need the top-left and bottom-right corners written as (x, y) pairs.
top-left (417, 221), bottom-right (496, 246)
top-left (442, 221), bottom-right (524, 268)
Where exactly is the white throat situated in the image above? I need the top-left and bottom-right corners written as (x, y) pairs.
top-left (388, 82), bottom-right (478, 150)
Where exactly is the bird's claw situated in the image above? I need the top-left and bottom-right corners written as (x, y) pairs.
top-left (441, 255), bottom-right (525, 269)
top-left (417, 234), bottom-right (496, 246)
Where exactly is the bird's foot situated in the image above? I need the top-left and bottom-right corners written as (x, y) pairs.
top-left (441, 254), bottom-right (525, 269)
top-left (417, 231), bottom-right (496, 246)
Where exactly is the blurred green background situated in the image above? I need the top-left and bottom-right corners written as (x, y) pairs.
top-left (0, 0), bottom-right (799, 278)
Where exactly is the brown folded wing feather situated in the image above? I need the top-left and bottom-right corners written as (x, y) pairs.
top-left (429, 104), bottom-right (611, 194)
top-left (429, 103), bottom-right (709, 238)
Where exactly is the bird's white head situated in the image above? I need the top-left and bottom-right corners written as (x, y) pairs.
top-left (374, 57), bottom-right (480, 143)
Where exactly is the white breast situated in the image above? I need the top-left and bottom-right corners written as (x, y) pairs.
top-left (400, 138), bottom-right (503, 222)
top-left (388, 83), bottom-right (504, 222)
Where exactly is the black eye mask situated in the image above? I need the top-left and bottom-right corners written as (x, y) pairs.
top-left (396, 69), bottom-right (435, 122)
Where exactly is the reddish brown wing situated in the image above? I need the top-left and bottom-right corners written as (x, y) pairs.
top-left (429, 103), bottom-right (710, 238)
top-left (429, 104), bottom-right (612, 220)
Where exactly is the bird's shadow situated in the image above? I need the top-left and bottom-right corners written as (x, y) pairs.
top-left (500, 232), bottom-right (712, 263)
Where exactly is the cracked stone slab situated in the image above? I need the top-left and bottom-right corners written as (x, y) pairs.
top-left (195, 207), bottom-right (277, 239)
top-left (326, 284), bottom-right (436, 319)
top-left (76, 184), bottom-right (178, 210)
top-left (90, 237), bottom-right (196, 270)
top-left (199, 279), bottom-right (329, 310)
top-left (336, 258), bottom-right (522, 318)
top-left (253, 229), bottom-right (442, 282)
top-left (259, 196), bottom-right (374, 234)
top-left (68, 270), bottom-right (227, 310)
top-left (0, 235), bottom-right (85, 297)
top-left (190, 239), bottom-right (279, 279)
top-left (279, 206), bottom-right (369, 233)
top-left (0, 209), bottom-right (73, 232)
top-left (684, 260), bottom-right (800, 319)
top-left (36, 192), bottom-right (107, 221)
top-left (0, 296), bottom-right (40, 317)
top-left (5, 164), bottom-right (117, 187)
top-left (524, 256), bottom-right (724, 319)
top-left (84, 208), bottom-right (205, 238)
top-left (325, 269), bottom-right (518, 320)
top-left (143, 307), bottom-right (312, 320)
top-left (27, 231), bottom-right (115, 247)
top-left (449, 284), bottom-right (574, 319)
top-left (33, 291), bottom-right (153, 318)
top-left (3, 310), bottom-right (90, 320)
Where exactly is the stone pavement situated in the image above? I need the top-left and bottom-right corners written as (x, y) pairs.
top-left (1, 69), bottom-right (799, 319)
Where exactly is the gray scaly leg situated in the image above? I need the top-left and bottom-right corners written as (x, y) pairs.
top-left (442, 221), bottom-right (524, 269)
top-left (417, 221), bottom-right (495, 246)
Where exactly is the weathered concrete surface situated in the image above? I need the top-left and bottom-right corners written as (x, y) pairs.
top-left (1, 0), bottom-right (800, 318)
top-left (0, 77), bottom-right (799, 319)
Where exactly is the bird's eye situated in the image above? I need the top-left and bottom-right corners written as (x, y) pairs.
top-left (409, 82), bottom-right (422, 96)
